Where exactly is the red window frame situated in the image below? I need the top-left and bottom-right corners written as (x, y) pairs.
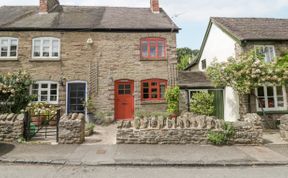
top-left (141, 79), bottom-right (167, 101)
top-left (140, 38), bottom-right (167, 60)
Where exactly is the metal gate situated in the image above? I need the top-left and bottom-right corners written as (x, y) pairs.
top-left (24, 109), bottom-right (61, 142)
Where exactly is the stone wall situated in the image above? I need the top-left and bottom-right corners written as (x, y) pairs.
top-left (0, 31), bottom-right (177, 116)
top-left (280, 115), bottom-right (288, 141)
top-left (58, 113), bottom-right (85, 144)
top-left (0, 114), bottom-right (24, 142)
top-left (117, 113), bottom-right (263, 145)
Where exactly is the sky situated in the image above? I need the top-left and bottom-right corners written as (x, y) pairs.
top-left (1, 0), bottom-right (288, 50)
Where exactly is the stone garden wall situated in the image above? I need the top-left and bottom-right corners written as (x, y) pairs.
top-left (58, 113), bottom-right (85, 144)
top-left (280, 115), bottom-right (288, 142)
top-left (117, 113), bottom-right (263, 145)
top-left (0, 114), bottom-right (24, 142)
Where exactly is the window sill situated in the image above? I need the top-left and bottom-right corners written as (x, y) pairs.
top-left (257, 110), bottom-right (288, 115)
top-left (140, 59), bottom-right (167, 61)
top-left (30, 58), bottom-right (61, 62)
top-left (141, 100), bottom-right (167, 105)
top-left (0, 58), bottom-right (19, 61)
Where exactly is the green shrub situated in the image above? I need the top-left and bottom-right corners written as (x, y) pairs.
top-left (190, 92), bottom-right (214, 116)
top-left (165, 86), bottom-right (180, 115)
top-left (208, 122), bottom-right (235, 145)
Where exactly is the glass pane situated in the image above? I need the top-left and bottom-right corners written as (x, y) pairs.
top-left (43, 46), bottom-right (50, 57)
top-left (125, 90), bottom-right (131, 95)
top-left (142, 41), bottom-right (148, 57)
top-left (34, 40), bottom-right (41, 47)
top-left (41, 91), bottom-right (48, 95)
top-left (258, 98), bottom-right (265, 108)
top-left (51, 84), bottom-right (57, 89)
top-left (257, 87), bottom-right (264, 96)
top-left (143, 94), bottom-right (149, 99)
top-left (1, 40), bottom-right (8, 46)
top-left (143, 88), bottom-right (149, 93)
top-left (278, 97), bottom-right (284, 107)
top-left (267, 87), bottom-right (274, 97)
top-left (32, 84), bottom-right (39, 89)
top-left (50, 96), bottom-right (57, 101)
top-left (118, 90), bottom-right (124, 95)
top-left (276, 86), bottom-right (283, 96)
top-left (10, 52), bottom-right (16, 57)
top-left (152, 82), bottom-right (157, 86)
top-left (52, 40), bottom-right (59, 57)
top-left (158, 41), bottom-right (165, 57)
top-left (160, 83), bottom-right (166, 99)
top-left (32, 90), bottom-right (38, 95)
top-left (41, 84), bottom-right (48, 88)
top-left (43, 40), bottom-right (50, 46)
top-left (41, 96), bottom-right (48, 101)
top-left (267, 97), bottom-right (275, 108)
top-left (50, 90), bottom-right (57, 95)
top-left (151, 88), bottom-right (158, 98)
top-left (143, 82), bottom-right (149, 88)
top-left (119, 85), bottom-right (124, 90)
top-left (125, 85), bottom-right (131, 90)
top-left (11, 39), bottom-right (17, 46)
top-left (150, 42), bottom-right (156, 57)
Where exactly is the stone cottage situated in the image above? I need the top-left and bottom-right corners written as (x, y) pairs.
top-left (0, 0), bottom-right (179, 120)
top-left (180, 17), bottom-right (288, 124)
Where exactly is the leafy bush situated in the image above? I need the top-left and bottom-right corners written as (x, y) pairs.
top-left (26, 102), bottom-right (58, 116)
top-left (0, 71), bottom-right (34, 113)
top-left (190, 92), bottom-right (214, 116)
top-left (165, 86), bottom-right (180, 115)
top-left (208, 122), bottom-right (235, 145)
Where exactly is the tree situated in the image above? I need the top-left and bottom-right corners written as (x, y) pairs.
top-left (176, 47), bottom-right (199, 70)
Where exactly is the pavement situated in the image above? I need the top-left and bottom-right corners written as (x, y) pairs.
top-left (0, 143), bottom-right (288, 167)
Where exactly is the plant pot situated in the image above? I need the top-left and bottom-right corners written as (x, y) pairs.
top-left (49, 120), bottom-right (57, 126)
top-left (31, 116), bottom-right (44, 127)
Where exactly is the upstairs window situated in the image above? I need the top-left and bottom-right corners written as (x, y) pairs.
top-left (31, 81), bottom-right (59, 104)
top-left (201, 59), bottom-right (207, 70)
top-left (141, 79), bottom-right (167, 101)
top-left (32, 37), bottom-right (60, 58)
top-left (141, 38), bottom-right (166, 59)
top-left (255, 86), bottom-right (287, 111)
top-left (0, 37), bottom-right (18, 58)
top-left (255, 45), bottom-right (276, 63)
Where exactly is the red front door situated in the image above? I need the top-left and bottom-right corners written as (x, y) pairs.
top-left (115, 80), bottom-right (134, 120)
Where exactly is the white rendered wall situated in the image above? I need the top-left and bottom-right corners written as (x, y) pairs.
top-left (198, 23), bottom-right (240, 122)
top-left (198, 23), bottom-right (236, 71)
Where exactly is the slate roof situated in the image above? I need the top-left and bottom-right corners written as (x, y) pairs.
top-left (212, 17), bottom-right (288, 41)
top-left (177, 71), bottom-right (213, 88)
top-left (0, 6), bottom-right (179, 31)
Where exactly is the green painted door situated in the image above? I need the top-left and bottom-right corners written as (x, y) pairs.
top-left (209, 90), bottom-right (224, 119)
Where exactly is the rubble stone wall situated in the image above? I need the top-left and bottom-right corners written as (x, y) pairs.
top-left (280, 115), bottom-right (288, 141)
top-left (0, 114), bottom-right (24, 142)
top-left (58, 113), bottom-right (85, 144)
top-left (117, 113), bottom-right (263, 145)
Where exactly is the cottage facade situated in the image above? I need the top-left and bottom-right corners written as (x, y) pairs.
top-left (181, 17), bottom-right (288, 123)
top-left (0, 0), bottom-right (179, 120)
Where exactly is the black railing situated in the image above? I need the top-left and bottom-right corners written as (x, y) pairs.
top-left (24, 109), bottom-right (61, 142)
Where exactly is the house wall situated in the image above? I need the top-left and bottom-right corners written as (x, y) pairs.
top-left (197, 24), bottom-right (236, 72)
top-left (0, 31), bottom-right (177, 116)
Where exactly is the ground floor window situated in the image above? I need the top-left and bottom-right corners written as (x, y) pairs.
top-left (255, 85), bottom-right (287, 111)
top-left (141, 79), bottom-right (167, 101)
top-left (31, 81), bottom-right (58, 104)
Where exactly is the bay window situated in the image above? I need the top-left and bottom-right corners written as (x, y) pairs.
top-left (32, 37), bottom-right (60, 58)
top-left (0, 37), bottom-right (18, 58)
top-left (31, 81), bottom-right (59, 104)
top-left (141, 79), bottom-right (167, 101)
top-left (141, 38), bottom-right (166, 59)
top-left (255, 86), bottom-right (287, 111)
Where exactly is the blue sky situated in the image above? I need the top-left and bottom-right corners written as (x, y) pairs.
top-left (1, 0), bottom-right (288, 50)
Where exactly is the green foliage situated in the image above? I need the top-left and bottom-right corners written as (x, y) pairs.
top-left (208, 122), bottom-right (235, 145)
top-left (0, 71), bottom-right (34, 113)
top-left (206, 51), bottom-right (288, 95)
top-left (176, 48), bottom-right (199, 70)
top-left (165, 86), bottom-right (180, 115)
top-left (85, 123), bottom-right (95, 131)
top-left (190, 92), bottom-right (214, 116)
top-left (84, 97), bottom-right (96, 113)
top-left (276, 54), bottom-right (288, 69)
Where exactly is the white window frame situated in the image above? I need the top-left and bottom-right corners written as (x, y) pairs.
top-left (32, 37), bottom-right (60, 59)
top-left (255, 85), bottom-right (287, 111)
top-left (0, 37), bottom-right (18, 59)
top-left (31, 81), bottom-right (59, 104)
top-left (254, 45), bottom-right (276, 63)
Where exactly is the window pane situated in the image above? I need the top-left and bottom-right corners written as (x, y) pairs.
top-left (258, 98), bottom-right (265, 108)
top-left (41, 90), bottom-right (48, 95)
top-left (257, 87), bottom-right (264, 97)
top-left (143, 82), bottom-right (149, 88)
top-left (151, 88), bottom-right (158, 98)
top-left (52, 40), bottom-right (59, 57)
top-left (51, 84), bottom-right (57, 89)
top-left (32, 84), bottom-right (39, 89)
top-left (160, 83), bottom-right (166, 99)
top-left (41, 84), bottom-right (48, 89)
top-left (150, 42), bottom-right (156, 57)
top-left (143, 94), bottom-right (149, 99)
top-left (267, 87), bottom-right (274, 96)
top-left (158, 41), bottom-right (165, 57)
top-left (142, 41), bottom-right (148, 57)
top-left (125, 85), bottom-right (130, 90)
top-left (1, 40), bottom-right (8, 46)
top-left (118, 90), bottom-right (124, 95)
top-left (143, 88), bottom-right (149, 94)
top-left (50, 96), bottom-right (57, 101)
top-left (276, 86), bottom-right (283, 96)
top-left (267, 98), bottom-right (275, 108)
top-left (119, 84), bottom-right (124, 90)
top-left (34, 40), bottom-right (41, 47)
top-left (41, 96), bottom-right (48, 101)
top-left (43, 46), bottom-right (50, 57)
top-left (152, 82), bottom-right (157, 86)
top-left (278, 97), bottom-right (284, 107)
top-left (50, 90), bottom-right (57, 95)
top-left (43, 40), bottom-right (50, 46)
top-left (1, 46), bottom-right (8, 57)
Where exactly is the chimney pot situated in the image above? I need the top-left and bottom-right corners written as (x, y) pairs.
top-left (150, 0), bottom-right (160, 14)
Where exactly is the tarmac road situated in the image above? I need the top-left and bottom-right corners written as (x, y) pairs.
top-left (0, 164), bottom-right (288, 178)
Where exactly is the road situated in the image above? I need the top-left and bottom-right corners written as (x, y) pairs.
top-left (1, 164), bottom-right (288, 178)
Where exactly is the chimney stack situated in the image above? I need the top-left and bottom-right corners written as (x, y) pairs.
top-left (39, 0), bottom-right (60, 14)
top-left (150, 0), bottom-right (160, 14)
